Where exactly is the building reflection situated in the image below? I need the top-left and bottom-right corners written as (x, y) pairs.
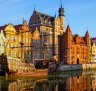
top-left (0, 72), bottom-right (96, 91)
top-left (66, 75), bottom-right (90, 91)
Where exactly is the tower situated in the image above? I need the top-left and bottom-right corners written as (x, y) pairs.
top-left (85, 31), bottom-right (90, 46)
top-left (66, 25), bottom-right (72, 64)
top-left (85, 31), bottom-right (90, 63)
top-left (58, 4), bottom-right (65, 33)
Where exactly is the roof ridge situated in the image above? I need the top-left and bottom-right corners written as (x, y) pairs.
top-left (35, 11), bottom-right (53, 18)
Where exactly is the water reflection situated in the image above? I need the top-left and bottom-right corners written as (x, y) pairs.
top-left (0, 70), bottom-right (96, 91)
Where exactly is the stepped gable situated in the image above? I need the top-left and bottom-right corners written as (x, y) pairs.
top-left (73, 34), bottom-right (85, 45)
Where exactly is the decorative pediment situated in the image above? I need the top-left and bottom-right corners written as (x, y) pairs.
top-left (33, 27), bottom-right (40, 40)
top-left (5, 23), bottom-right (16, 34)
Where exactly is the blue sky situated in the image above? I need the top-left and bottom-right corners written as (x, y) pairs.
top-left (0, 0), bottom-right (96, 37)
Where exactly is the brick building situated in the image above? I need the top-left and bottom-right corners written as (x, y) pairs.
top-left (60, 25), bottom-right (90, 64)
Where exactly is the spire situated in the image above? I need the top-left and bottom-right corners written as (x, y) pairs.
top-left (55, 13), bottom-right (56, 17)
top-left (22, 18), bottom-right (24, 22)
top-left (85, 30), bottom-right (89, 37)
top-left (34, 4), bottom-right (36, 11)
top-left (34, 8), bottom-right (35, 11)
top-left (23, 19), bottom-right (27, 25)
top-left (66, 25), bottom-right (72, 33)
top-left (60, 0), bottom-right (63, 8)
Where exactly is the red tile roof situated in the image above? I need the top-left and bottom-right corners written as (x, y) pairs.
top-left (14, 24), bottom-right (22, 31)
top-left (0, 25), bottom-right (7, 30)
top-left (91, 38), bottom-right (96, 40)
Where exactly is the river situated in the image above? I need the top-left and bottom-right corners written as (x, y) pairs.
top-left (0, 70), bottom-right (96, 91)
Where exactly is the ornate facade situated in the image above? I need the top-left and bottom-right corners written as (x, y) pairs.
top-left (14, 20), bottom-right (32, 62)
top-left (29, 5), bottom-right (65, 61)
top-left (0, 21), bottom-right (32, 62)
top-left (0, 24), bottom-right (18, 59)
top-left (60, 25), bottom-right (90, 64)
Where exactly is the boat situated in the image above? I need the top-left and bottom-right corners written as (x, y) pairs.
top-left (0, 53), bottom-right (48, 76)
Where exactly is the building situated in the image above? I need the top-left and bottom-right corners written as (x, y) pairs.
top-left (29, 5), bottom-right (65, 61)
top-left (14, 20), bottom-right (32, 62)
top-left (66, 75), bottom-right (90, 91)
top-left (32, 27), bottom-right (41, 62)
top-left (0, 30), bottom-right (6, 55)
top-left (0, 21), bottom-right (32, 62)
top-left (0, 23), bottom-right (19, 59)
top-left (60, 25), bottom-right (90, 64)
top-left (91, 38), bottom-right (96, 63)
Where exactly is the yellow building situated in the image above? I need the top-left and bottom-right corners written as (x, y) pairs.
top-left (91, 38), bottom-right (96, 63)
top-left (3, 23), bottom-right (18, 59)
top-left (14, 20), bottom-right (32, 62)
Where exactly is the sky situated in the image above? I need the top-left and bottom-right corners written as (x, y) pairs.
top-left (0, 0), bottom-right (96, 37)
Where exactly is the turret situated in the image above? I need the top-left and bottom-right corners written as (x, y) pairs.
top-left (66, 25), bottom-right (72, 49)
top-left (23, 20), bottom-right (27, 26)
top-left (66, 25), bottom-right (72, 64)
top-left (85, 31), bottom-right (90, 46)
top-left (58, 4), bottom-right (65, 32)
top-left (58, 4), bottom-right (64, 16)
top-left (85, 30), bottom-right (90, 63)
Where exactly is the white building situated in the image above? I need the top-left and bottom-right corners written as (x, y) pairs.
top-left (0, 30), bottom-right (6, 55)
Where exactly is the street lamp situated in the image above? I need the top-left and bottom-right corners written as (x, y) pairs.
top-left (43, 43), bottom-right (48, 61)
top-left (20, 42), bottom-right (24, 61)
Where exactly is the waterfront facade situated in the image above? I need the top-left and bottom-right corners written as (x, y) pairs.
top-left (60, 25), bottom-right (90, 64)
top-left (0, 4), bottom-right (94, 68)
top-left (29, 5), bottom-right (65, 61)
top-left (91, 38), bottom-right (96, 63)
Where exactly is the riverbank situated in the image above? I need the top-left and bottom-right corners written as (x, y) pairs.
top-left (58, 64), bottom-right (96, 71)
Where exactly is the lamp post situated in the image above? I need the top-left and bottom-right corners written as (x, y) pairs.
top-left (20, 42), bottom-right (24, 61)
top-left (43, 43), bottom-right (48, 61)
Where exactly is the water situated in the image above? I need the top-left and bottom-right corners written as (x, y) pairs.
top-left (0, 70), bottom-right (96, 91)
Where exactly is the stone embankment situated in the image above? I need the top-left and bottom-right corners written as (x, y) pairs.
top-left (58, 64), bottom-right (96, 71)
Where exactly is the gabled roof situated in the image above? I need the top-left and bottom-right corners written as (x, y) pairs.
top-left (30, 10), bottom-right (55, 27)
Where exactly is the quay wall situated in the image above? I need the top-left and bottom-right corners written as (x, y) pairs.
top-left (58, 64), bottom-right (96, 71)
